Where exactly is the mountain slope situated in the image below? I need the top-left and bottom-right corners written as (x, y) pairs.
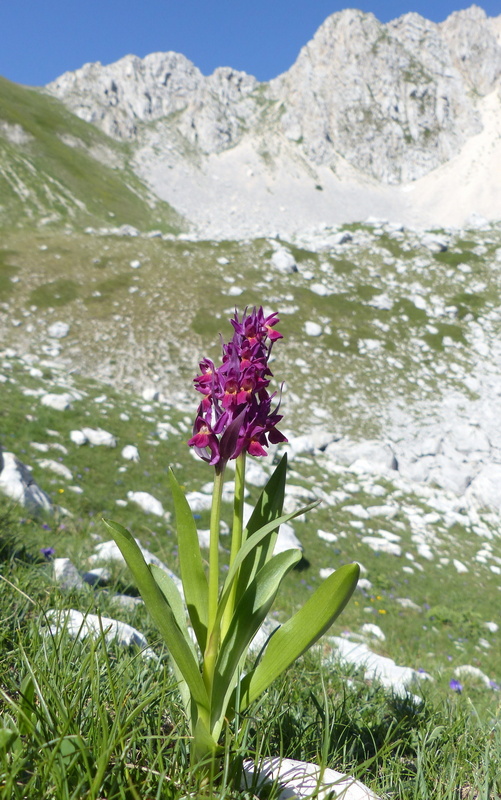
top-left (0, 76), bottom-right (183, 232)
top-left (40, 6), bottom-right (501, 236)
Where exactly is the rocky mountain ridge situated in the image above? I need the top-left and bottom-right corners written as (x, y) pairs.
top-left (46, 5), bottom-right (501, 187)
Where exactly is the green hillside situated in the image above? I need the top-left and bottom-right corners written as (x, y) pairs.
top-left (0, 76), bottom-right (183, 232)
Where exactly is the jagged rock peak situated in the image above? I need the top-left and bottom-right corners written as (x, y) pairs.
top-left (46, 51), bottom-right (259, 145)
top-left (45, 6), bottom-right (501, 184)
top-left (269, 5), bottom-right (501, 182)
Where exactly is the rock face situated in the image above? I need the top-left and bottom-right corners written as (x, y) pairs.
top-left (46, 52), bottom-right (259, 153)
top-left (45, 6), bottom-right (501, 185)
top-left (269, 8), bottom-right (484, 183)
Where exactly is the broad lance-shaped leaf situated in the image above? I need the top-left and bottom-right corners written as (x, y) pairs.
top-left (102, 519), bottom-right (209, 715)
top-left (150, 563), bottom-right (198, 712)
top-left (210, 548), bottom-right (301, 732)
top-left (168, 469), bottom-right (208, 652)
top-left (213, 500), bottom-right (319, 637)
top-left (236, 562), bottom-right (360, 712)
top-left (235, 454), bottom-right (287, 598)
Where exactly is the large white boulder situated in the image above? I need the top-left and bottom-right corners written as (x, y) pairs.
top-left (327, 637), bottom-right (431, 699)
top-left (45, 609), bottom-right (157, 660)
top-left (70, 430), bottom-right (88, 446)
top-left (286, 431), bottom-right (339, 460)
top-left (464, 463), bottom-right (501, 511)
top-left (242, 757), bottom-right (380, 799)
top-left (81, 427), bottom-right (117, 447)
top-left (41, 393), bottom-right (73, 411)
top-left (0, 450), bottom-right (52, 511)
top-left (324, 439), bottom-right (398, 474)
top-left (90, 539), bottom-right (183, 595)
top-left (270, 249), bottom-right (298, 274)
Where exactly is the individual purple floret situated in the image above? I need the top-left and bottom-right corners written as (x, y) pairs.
top-left (188, 307), bottom-right (287, 466)
top-left (449, 679), bottom-right (463, 693)
top-left (40, 547), bottom-right (55, 560)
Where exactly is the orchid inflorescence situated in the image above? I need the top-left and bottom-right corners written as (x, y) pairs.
top-left (188, 307), bottom-right (287, 466)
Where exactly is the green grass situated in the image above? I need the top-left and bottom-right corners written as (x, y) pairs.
top-left (0, 538), bottom-right (500, 798)
top-left (0, 76), bottom-right (183, 233)
top-left (1, 220), bottom-right (501, 795)
top-left (1, 343), bottom-right (501, 796)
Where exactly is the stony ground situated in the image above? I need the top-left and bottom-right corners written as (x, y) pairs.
top-left (1, 218), bottom-right (501, 708)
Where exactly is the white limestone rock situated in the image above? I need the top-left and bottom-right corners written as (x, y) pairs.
top-left (0, 450), bottom-right (52, 511)
top-left (127, 490), bottom-right (164, 516)
top-left (361, 537), bottom-right (402, 557)
top-left (324, 440), bottom-right (398, 474)
top-left (53, 557), bottom-right (86, 590)
top-left (269, 8), bottom-right (483, 184)
top-left (81, 427), bottom-right (117, 447)
top-left (142, 387), bottom-right (160, 402)
top-left (48, 321), bottom-right (70, 339)
top-left (45, 609), bottom-right (157, 659)
top-left (37, 459), bottom-right (73, 481)
top-left (90, 538), bottom-right (183, 597)
top-left (82, 567), bottom-right (111, 586)
top-left (304, 321), bottom-right (323, 337)
top-left (244, 460), bottom-right (269, 487)
top-left (274, 522), bottom-right (303, 554)
top-left (328, 636), bottom-right (431, 699)
top-left (287, 431), bottom-right (339, 460)
top-left (360, 623), bottom-right (386, 642)
top-left (41, 393), bottom-right (73, 411)
top-left (69, 430), bottom-right (87, 446)
top-left (186, 491), bottom-right (213, 512)
top-left (121, 444), bottom-right (140, 461)
top-left (242, 757), bottom-right (380, 799)
top-left (464, 464), bottom-right (501, 511)
top-left (454, 664), bottom-right (493, 688)
top-left (271, 249), bottom-right (298, 274)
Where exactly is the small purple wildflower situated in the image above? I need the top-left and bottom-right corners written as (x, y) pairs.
top-left (489, 680), bottom-right (500, 691)
top-left (40, 547), bottom-right (55, 560)
top-left (188, 307), bottom-right (287, 467)
top-left (449, 679), bottom-right (462, 693)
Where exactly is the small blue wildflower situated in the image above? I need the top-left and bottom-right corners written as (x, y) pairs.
top-left (40, 547), bottom-right (55, 560)
top-left (489, 680), bottom-right (500, 691)
top-left (449, 679), bottom-right (462, 693)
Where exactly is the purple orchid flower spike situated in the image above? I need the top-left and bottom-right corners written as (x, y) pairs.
top-left (188, 306), bottom-right (287, 467)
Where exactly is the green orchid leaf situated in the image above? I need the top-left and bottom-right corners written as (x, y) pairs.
top-left (216, 499), bottom-right (319, 630)
top-left (211, 548), bottom-right (301, 730)
top-left (168, 469), bottom-right (208, 652)
top-left (103, 519), bottom-right (209, 715)
top-left (192, 715), bottom-right (222, 765)
top-left (149, 563), bottom-right (198, 711)
top-left (235, 454), bottom-right (288, 598)
top-left (236, 562), bottom-right (360, 711)
top-left (149, 563), bottom-right (188, 640)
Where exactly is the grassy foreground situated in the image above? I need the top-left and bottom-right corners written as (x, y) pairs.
top-left (1, 220), bottom-right (501, 796)
top-left (0, 526), bottom-right (500, 800)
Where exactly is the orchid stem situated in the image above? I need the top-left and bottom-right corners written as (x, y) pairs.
top-left (222, 451), bottom-right (246, 639)
top-left (204, 462), bottom-right (226, 690)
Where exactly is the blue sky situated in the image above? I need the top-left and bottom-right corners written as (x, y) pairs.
top-left (1, 1), bottom-right (499, 87)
